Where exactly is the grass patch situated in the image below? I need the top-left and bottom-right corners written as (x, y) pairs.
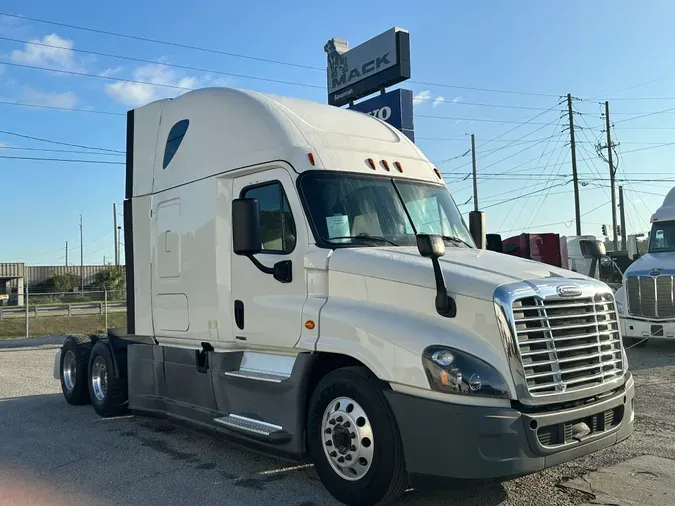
top-left (0, 313), bottom-right (127, 340)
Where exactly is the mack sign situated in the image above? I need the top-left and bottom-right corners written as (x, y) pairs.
top-left (349, 89), bottom-right (414, 142)
top-left (325, 27), bottom-right (411, 107)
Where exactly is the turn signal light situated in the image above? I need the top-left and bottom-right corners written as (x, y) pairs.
top-left (305, 320), bottom-right (316, 330)
top-left (308, 153), bottom-right (316, 166)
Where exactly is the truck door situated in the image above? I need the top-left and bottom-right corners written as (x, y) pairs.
top-left (230, 167), bottom-right (308, 348)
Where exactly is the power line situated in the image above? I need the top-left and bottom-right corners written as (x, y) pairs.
top-left (504, 119), bottom-right (566, 229)
top-left (416, 114), bottom-right (556, 125)
top-left (0, 145), bottom-right (125, 156)
top-left (613, 105), bottom-right (675, 124)
top-left (0, 129), bottom-right (123, 153)
top-left (0, 12), bottom-right (571, 100)
top-left (495, 200), bottom-right (611, 234)
top-left (0, 155), bottom-right (124, 164)
top-left (0, 38), bottom-right (326, 90)
top-left (0, 99), bottom-right (126, 116)
top-left (412, 97), bottom-right (553, 110)
top-left (408, 79), bottom-right (560, 98)
top-left (0, 12), bottom-right (323, 71)
top-left (437, 105), bottom-right (563, 169)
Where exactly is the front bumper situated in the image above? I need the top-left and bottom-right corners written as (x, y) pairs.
top-left (620, 316), bottom-right (675, 339)
top-left (384, 373), bottom-right (634, 488)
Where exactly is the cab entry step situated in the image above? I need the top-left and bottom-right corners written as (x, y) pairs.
top-left (214, 414), bottom-right (292, 444)
top-left (223, 369), bottom-right (289, 383)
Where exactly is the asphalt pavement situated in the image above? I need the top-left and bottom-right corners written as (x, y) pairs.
top-left (0, 343), bottom-right (674, 506)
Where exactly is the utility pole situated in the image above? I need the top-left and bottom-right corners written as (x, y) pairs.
top-left (567, 93), bottom-right (582, 236)
top-left (471, 134), bottom-right (478, 211)
top-left (604, 101), bottom-right (618, 250)
top-left (65, 241), bottom-right (68, 267)
top-left (113, 203), bottom-right (119, 266)
top-left (468, 133), bottom-right (486, 249)
top-left (619, 185), bottom-right (627, 250)
top-left (80, 214), bottom-right (84, 293)
top-left (117, 226), bottom-right (122, 265)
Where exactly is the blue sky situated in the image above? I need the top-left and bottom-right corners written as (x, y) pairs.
top-left (1, 1), bottom-right (674, 265)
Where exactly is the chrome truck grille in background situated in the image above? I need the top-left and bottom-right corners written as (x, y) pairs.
top-left (495, 280), bottom-right (626, 404)
top-left (626, 274), bottom-right (675, 319)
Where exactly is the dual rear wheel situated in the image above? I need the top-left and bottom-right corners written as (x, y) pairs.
top-left (59, 336), bottom-right (128, 417)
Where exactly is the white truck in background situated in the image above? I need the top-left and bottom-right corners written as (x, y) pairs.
top-left (615, 187), bottom-right (675, 347)
top-left (54, 87), bottom-right (634, 506)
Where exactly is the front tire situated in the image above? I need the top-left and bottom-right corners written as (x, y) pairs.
top-left (88, 341), bottom-right (129, 417)
top-left (60, 335), bottom-right (93, 405)
top-left (307, 367), bottom-right (408, 506)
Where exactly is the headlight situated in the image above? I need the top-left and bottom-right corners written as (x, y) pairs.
top-left (616, 301), bottom-right (625, 314)
top-left (422, 346), bottom-right (510, 399)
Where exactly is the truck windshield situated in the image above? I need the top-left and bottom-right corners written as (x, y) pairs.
top-left (299, 172), bottom-right (474, 248)
top-left (649, 220), bottom-right (675, 253)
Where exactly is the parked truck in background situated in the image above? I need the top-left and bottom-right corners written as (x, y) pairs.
top-left (54, 87), bottom-right (634, 506)
top-left (615, 187), bottom-right (675, 347)
top-left (496, 232), bottom-right (616, 280)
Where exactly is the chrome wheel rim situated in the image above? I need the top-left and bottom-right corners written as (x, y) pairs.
top-left (321, 397), bottom-right (374, 481)
top-left (91, 356), bottom-right (108, 402)
top-left (63, 350), bottom-right (76, 391)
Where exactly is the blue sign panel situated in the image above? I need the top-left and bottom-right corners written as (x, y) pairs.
top-left (349, 88), bottom-right (414, 142)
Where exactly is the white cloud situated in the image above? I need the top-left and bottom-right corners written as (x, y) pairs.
top-left (432, 96), bottom-right (445, 107)
top-left (0, 141), bottom-right (7, 148)
top-left (10, 34), bottom-right (80, 71)
top-left (452, 96), bottom-right (462, 103)
top-left (99, 66), bottom-right (124, 77)
top-left (104, 62), bottom-right (232, 107)
top-left (21, 89), bottom-right (78, 108)
top-left (413, 90), bottom-right (432, 105)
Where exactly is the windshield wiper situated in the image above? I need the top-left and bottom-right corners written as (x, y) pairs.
top-left (329, 235), bottom-right (400, 246)
top-left (441, 235), bottom-right (472, 248)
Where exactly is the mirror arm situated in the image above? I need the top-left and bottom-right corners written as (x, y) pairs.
top-left (246, 255), bottom-right (293, 283)
top-left (431, 257), bottom-right (456, 318)
top-left (247, 254), bottom-right (275, 275)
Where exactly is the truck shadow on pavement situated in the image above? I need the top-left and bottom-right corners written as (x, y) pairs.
top-left (0, 393), bottom-right (508, 506)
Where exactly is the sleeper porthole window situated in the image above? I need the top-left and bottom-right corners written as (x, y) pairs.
top-left (163, 119), bottom-right (190, 169)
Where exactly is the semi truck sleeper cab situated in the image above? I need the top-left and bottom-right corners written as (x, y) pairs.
top-left (54, 87), bottom-right (634, 506)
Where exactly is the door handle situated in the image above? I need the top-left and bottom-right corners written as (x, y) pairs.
top-left (165, 230), bottom-right (171, 252)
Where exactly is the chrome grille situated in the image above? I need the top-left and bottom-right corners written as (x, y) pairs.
top-left (627, 275), bottom-right (675, 319)
top-left (512, 293), bottom-right (623, 397)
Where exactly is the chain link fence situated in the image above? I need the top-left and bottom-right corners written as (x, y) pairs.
top-left (0, 289), bottom-right (127, 339)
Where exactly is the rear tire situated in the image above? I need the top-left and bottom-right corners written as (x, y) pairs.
top-left (88, 340), bottom-right (129, 417)
top-left (307, 366), bottom-right (408, 506)
top-left (60, 335), bottom-right (93, 405)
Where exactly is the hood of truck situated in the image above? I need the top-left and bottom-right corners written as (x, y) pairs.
top-left (625, 252), bottom-right (675, 276)
top-left (328, 246), bottom-right (587, 301)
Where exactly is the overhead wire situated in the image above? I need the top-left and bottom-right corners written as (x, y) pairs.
top-left (0, 129), bottom-right (123, 153)
top-left (0, 12), bottom-right (324, 71)
top-left (497, 117), bottom-right (564, 230)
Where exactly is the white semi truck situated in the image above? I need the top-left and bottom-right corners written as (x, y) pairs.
top-left (54, 87), bottom-right (634, 505)
top-left (615, 187), bottom-right (675, 347)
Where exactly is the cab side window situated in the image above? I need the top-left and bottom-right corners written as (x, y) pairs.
top-left (242, 182), bottom-right (297, 253)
